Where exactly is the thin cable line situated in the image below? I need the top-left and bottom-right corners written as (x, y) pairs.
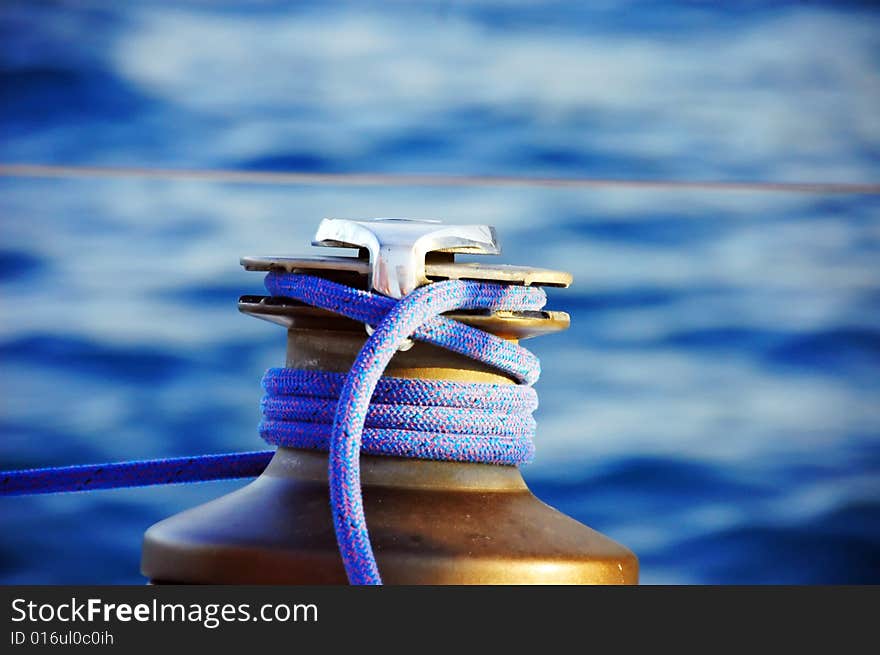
top-left (0, 163), bottom-right (878, 194)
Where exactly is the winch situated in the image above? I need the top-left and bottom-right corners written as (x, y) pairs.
top-left (135, 217), bottom-right (638, 584)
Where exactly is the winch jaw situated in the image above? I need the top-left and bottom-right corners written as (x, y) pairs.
top-left (141, 217), bottom-right (638, 585)
top-left (240, 218), bottom-right (572, 341)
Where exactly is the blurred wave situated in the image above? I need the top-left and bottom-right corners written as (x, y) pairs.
top-left (1, 1), bottom-right (878, 584)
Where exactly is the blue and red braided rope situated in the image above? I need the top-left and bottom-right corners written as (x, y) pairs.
top-left (261, 370), bottom-right (537, 463)
top-left (0, 273), bottom-right (546, 585)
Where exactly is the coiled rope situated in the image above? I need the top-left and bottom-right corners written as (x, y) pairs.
top-left (0, 273), bottom-right (545, 584)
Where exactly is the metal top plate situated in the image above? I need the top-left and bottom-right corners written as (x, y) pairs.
top-left (240, 256), bottom-right (572, 288)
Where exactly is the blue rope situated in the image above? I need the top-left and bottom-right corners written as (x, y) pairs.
top-left (0, 273), bottom-right (546, 585)
top-left (261, 369), bottom-right (538, 463)
top-left (1, 452), bottom-right (272, 495)
top-left (264, 272), bottom-right (542, 385)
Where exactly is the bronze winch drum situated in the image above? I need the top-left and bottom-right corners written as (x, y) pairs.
top-left (140, 218), bottom-right (638, 584)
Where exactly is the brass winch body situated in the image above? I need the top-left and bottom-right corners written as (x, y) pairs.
top-left (141, 219), bottom-right (638, 584)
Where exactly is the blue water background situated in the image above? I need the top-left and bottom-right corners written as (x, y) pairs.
top-left (1, 1), bottom-right (879, 584)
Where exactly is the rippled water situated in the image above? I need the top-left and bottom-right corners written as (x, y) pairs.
top-left (1, 1), bottom-right (879, 584)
